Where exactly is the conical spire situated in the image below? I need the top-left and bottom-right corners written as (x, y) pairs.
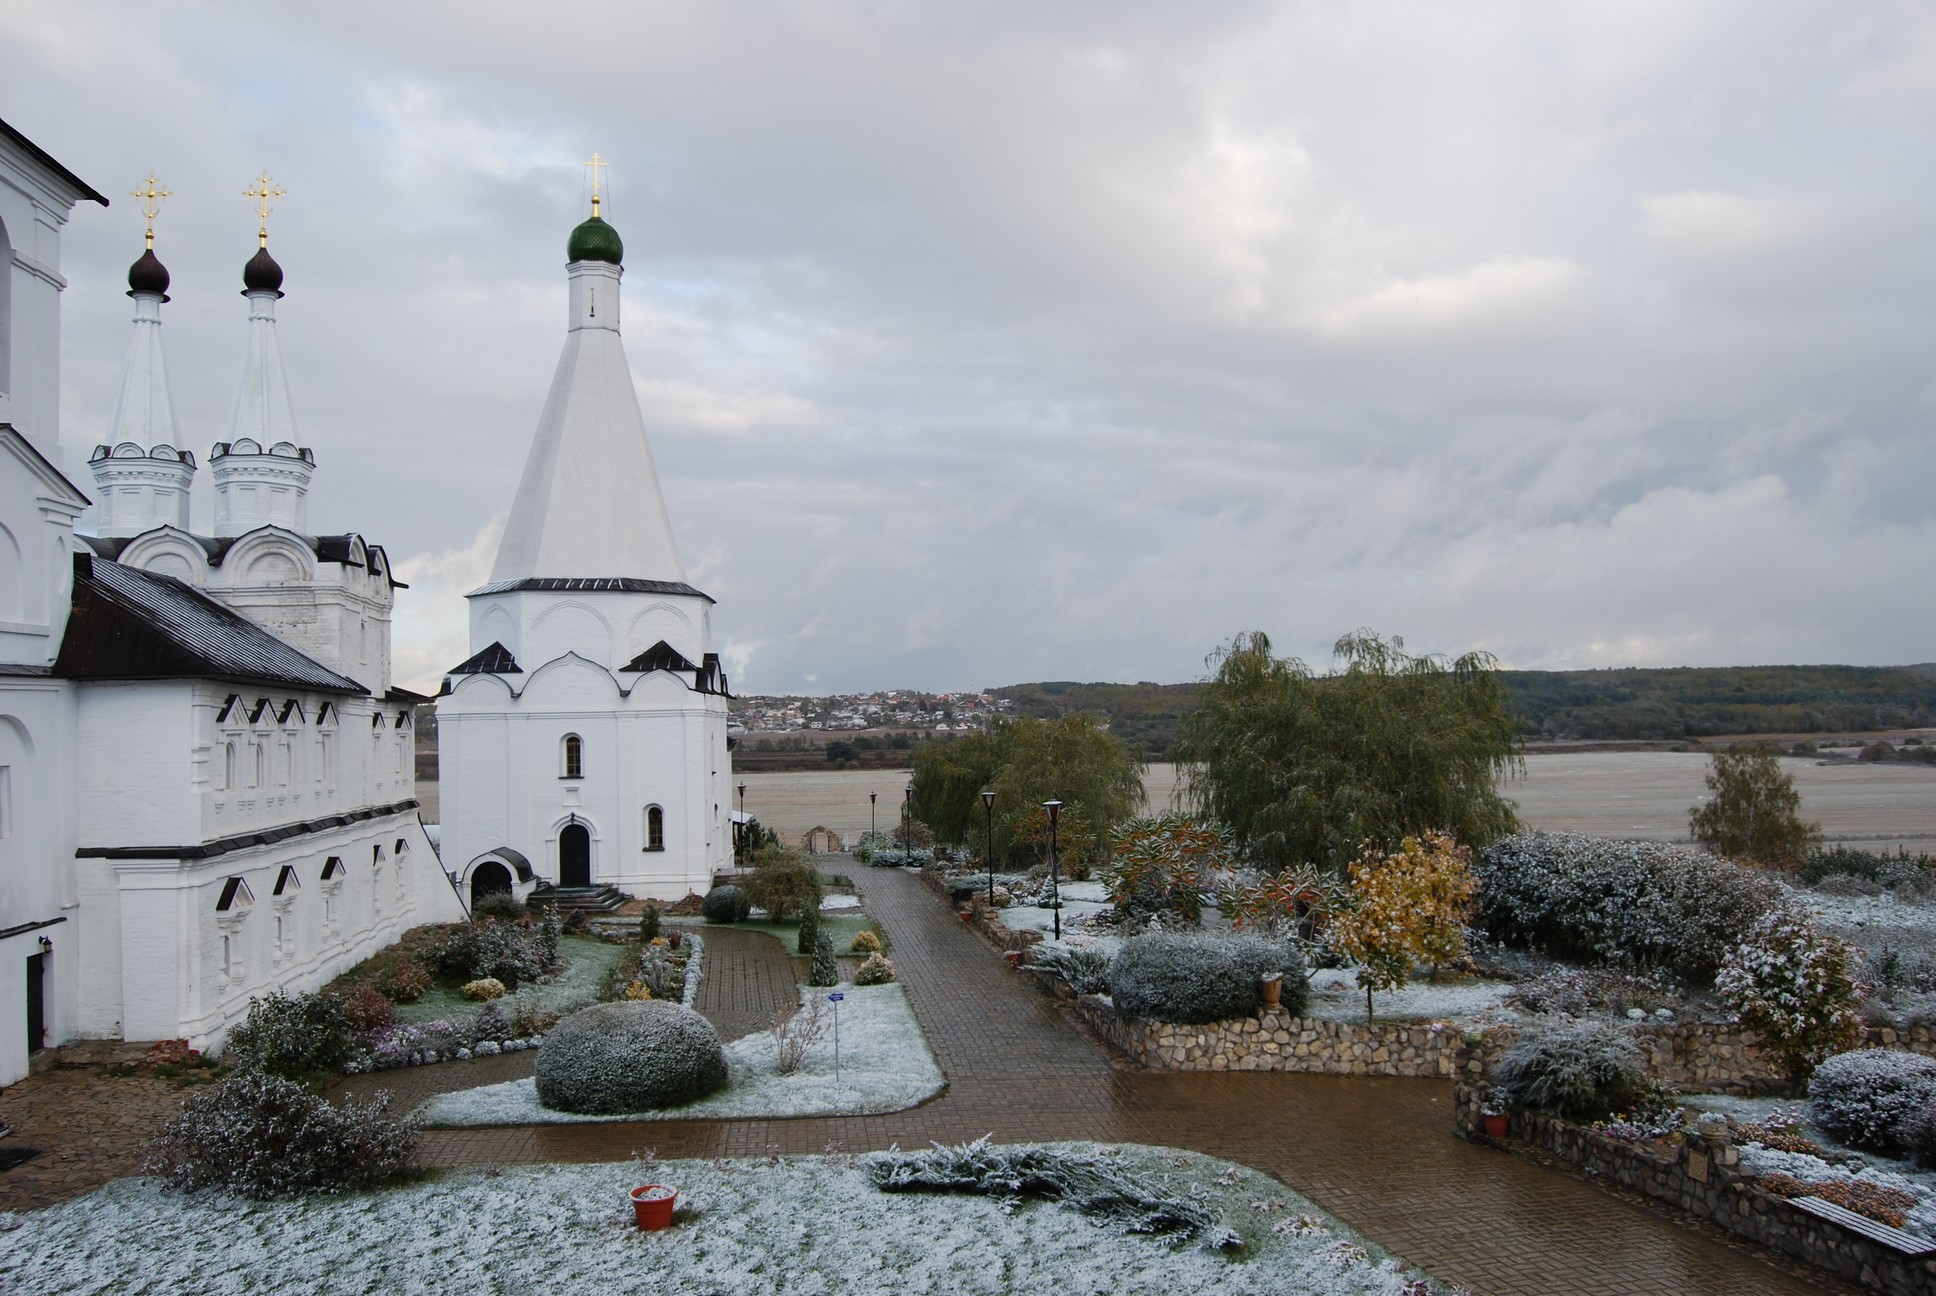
top-left (105, 244), bottom-right (182, 450)
top-left (490, 197), bottom-right (687, 584)
top-left (223, 174), bottom-right (298, 448)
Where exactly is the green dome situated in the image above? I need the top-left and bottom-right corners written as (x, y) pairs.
top-left (567, 214), bottom-right (623, 265)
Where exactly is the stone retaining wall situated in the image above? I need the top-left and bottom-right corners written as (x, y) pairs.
top-left (1620, 1022), bottom-right (1936, 1095)
top-left (1455, 1037), bottom-right (1936, 1294)
top-left (1075, 997), bottom-right (1461, 1076)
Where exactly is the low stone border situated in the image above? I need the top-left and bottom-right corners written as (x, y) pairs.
top-left (1454, 1035), bottom-right (1936, 1293)
top-left (1074, 997), bottom-right (1461, 1077)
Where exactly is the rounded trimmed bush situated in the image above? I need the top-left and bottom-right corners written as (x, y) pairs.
top-left (1808, 1049), bottom-right (1936, 1155)
top-left (701, 884), bottom-right (750, 924)
top-left (1107, 932), bottom-right (1307, 1024)
top-left (1492, 1018), bottom-right (1646, 1123)
top-left (854, 953), bottom-right (896, 985)
top-left (461, 977), bottom-right (506, 1001)
top-left (850, 930), bottom-right (883, 954)
top-left (534, 1001), bottom-right (728, 1114)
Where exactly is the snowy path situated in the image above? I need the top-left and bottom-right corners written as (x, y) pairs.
top-left (415, 865), bottom-right (1838, 1296)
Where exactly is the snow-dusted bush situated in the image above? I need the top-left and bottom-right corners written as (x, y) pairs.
top-left (428, 919), bottom-right (555, 988)
top-left (1108, 931), bottom-right (1306, 1024)
top-left (146, 1071), bottom-right (418, 1198)
top-left (462, 977), bottom-right (507, 1002)
top-left (1475, 831), bottom-right (1782, 985)
top-left (1807, 1050), bottom-right (1936, 1156)
top-left (1715, 908), bottom-right (1860, 1084)
top-left (850, 929), bottom-right (883, 954)
top-left (869, 1136), bottom-right (1240, 1251)
top-left (1492, 1018), bottom-right (1647, 1123)
top-left (1898, 1100), bottom-right (1936, 1170)
top-left (854, 953), bottom-right (896, 985)
top-left (533, 1001), bottom-right (728, 1114)
top-left (338, 984), bottom-right (396, 1035)
top-left (468, 999), bottom-right (513, 1046)
top-left (225, 989), bottom-right (354, 1081)
top-left (809, 932), bottom-right (838, 987)
top-left (702, 884), bottom-right (750, 923)
top-left (1026, 942), bottom-right (1113, 996)
top-left (375, 958), bottom-right (433, 1003)
top-left (797, 902), bottom-right (820, 955)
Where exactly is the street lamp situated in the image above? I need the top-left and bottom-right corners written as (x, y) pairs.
top-left (737, 782), bottom-right (748, 870)
top-left (1042, 799), bottom-right (1063, 940)
top-left (869, 791), bottom-right (877, 842)
top-left (981, 789), bottom-right (996, 907)
top-left (902, 784), bottom-right (913, 852)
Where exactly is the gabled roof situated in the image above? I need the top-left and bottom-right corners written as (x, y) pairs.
top-left (0, 117), bottom-right (108, 206)
top-left (623, 639), bottom-right (699, 673)
top-left (54, 554), bottom-right (366, 694)
top-left (447, 641), bottom-right (522, 675)
top-left (2, 424), bottom-right (91, 509)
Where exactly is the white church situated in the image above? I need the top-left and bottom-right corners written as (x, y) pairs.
top-left (436, 180), bottom-right (735, 908)
top-left (0, 121), bottom-right (464, 1086)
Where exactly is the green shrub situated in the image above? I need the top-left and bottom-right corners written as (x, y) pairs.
top-left (533, 1001), bottom-right (728, 1114)
top-left (376, 958), bottom-right (433, 1003)
top-left (225, 990), bottom-right (354, 1082)
top-left (427, 919), bottom-right (555, 988)
top-left (798, 902), bottom-right (821, 955)
top-left (1715, 908), bottom-right (1860, 1084)
top-left (1492, 1019), bottom-right (1647, 1123)
top-left (701, 884), bottom-right (751, 923)
top-left (638, 903), bottom-right (662, 943)
top-left (809, 932), bottom-right (838, 987)
top-left (743, 843), bottom-right (822, 921)
top-left (850, 929), bottom-right (883, 954)
top-left (1107, 932), bottom-right (1306, 1024)
top-left (146, 1071), bottom-right (418, 1198)
top-left (1803, 846), bottom-right (1936, 891)
top-left (854, 953), bottom-right (896, 985)
top-left (471, 892), bottom-right (527, 921)
top-left (1025, 942), bottom-right (1112, 996)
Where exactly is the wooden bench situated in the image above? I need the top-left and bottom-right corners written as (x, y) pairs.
top-left (1788, 1196), bottom-right (1936, 1257)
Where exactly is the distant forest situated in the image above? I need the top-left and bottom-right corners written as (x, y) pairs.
top-left (993, 664), bottom-right (1936, 760)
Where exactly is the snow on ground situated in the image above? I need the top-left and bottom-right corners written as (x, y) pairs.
top-left (821, 893), bottom-right (862, 910)
top-left (0, 1146), bottom-right (1452, 1295)
top-left (1002, 898), bottom-right (1116, 939)
top-left (394, 935), bottom-right (629, 1025)
top-left (1304, 968), bottom-right (1515, 1025)
top-left (1792, 886), bottom-right (1936, 936)
top-left (417, 983), bottom-right (943, 1126)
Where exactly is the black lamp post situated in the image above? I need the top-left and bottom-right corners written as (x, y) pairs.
top-left (869, 791), bottom-right (877, 842)
top-left (981, 789), bottom-right (996, 907)
top-left (737, 782), bottom-right (748, 869)
top-left (1043, 798), bottom-right (1062, 940)
top-left (902, 784), bottom-right (912, 852)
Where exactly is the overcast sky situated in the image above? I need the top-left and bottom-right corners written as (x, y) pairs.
top-left (9, 2), bottom-right (1935, 695)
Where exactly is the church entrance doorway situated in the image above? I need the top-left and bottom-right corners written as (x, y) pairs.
top-left (470, 860), bottom-right (513, 907)
top-left (559, 823), bottom-right (592, 887)
top-left (25, 951), bottom-right (46, 1056)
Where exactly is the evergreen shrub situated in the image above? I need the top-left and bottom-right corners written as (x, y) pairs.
top-left (533, 1001), bottom-right (728, 1114)
top-left (854, 953), bottom-right (896, 985)
top-left (1107, 932), bottom-right (1306, 1024)
top-left (1807, 1050), bottom-right (1936, 1156)
top-left (701, 884), bottom-right (751, 923)
top-left (809, 932), bottom-right (838, 987)
top-left (146, 1071), bottom-right (418, 1198)
top-left (849, 929), bottom-right (883, 954)
top-left (428, 920), bottom-right (554, 987)
top-left (1025, 942), bottom-right (1113, 996)
top-left (1492, 1018), bottom-right (1647, 1123)
top-left (798, 902), bottom-right (821, 955)
top-left (225, 990), bottom-right (354, 1082)
top-left (471, 892), bottom-right (527, 921)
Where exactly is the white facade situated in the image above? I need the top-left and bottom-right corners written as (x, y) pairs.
top-left (0, 122), bottom-right (462, 1085)
top-left (439, 211), bottom-right (733, 904)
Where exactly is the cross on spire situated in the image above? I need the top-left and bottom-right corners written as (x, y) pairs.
top-left (243, 171), bottom-right (286, 247)
top-left (583, 152), bottom-right (609, 217)
top-left (131, 173), bottom-right (171, 250)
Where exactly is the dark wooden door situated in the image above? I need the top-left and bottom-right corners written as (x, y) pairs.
top-left (559, 824), bottom-right (592, 887)
top-left (25, 952), bottom-right (45, 1055)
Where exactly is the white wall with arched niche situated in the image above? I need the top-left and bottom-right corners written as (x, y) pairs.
top-left (529, 600), bottom-right (613, 669)
top-left (626, 601), bottom-right (697, 663)
top-left (117, 528), bottom-right (212, 587)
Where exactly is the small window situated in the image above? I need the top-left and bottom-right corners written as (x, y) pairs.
top-left (224, 742), bottom-right (236, 790)
top-left (562, 733), bottom-right (583, 780)
top-left (645, 804), bottom-right (665, 851)
top-left (320, 855), bottom-right (344, 880)
top-left (373, 843), bottom-right (385, 864)
top-left (252, 744), bottom-right (265, 789)
top-left (216, 876), bottom-right (254, 911)
top-left (273, 864), bottom-right (300, 895)
top-left (395, 838), bottom-right (409, 855)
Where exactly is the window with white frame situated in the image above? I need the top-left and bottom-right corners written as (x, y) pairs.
top-left (562, 733), bottom-right (583, 779)
top-left (644, 804), bottom-right (664, 851)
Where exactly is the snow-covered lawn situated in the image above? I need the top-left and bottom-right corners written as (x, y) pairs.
top-left (417, 983), bottom-right (942, 1126)
top-left (1304, 968), bottom-right (1514, 1025)
top-left (1003, 897), bottom-right (1116, 938)
top-left (393, 935), bottom-right (630, 1024)
top-left (1793, 886), bottom-right (1936, 936)
top-left (821, 893), bottom-right (862, 910)
top-left (0, 1146), bottom-right (1452, 1295)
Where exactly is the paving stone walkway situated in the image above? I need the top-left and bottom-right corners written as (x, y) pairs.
top-left (417, 866), bottom-right (1849, 1296)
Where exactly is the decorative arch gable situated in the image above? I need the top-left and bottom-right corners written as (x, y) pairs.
top-left (520, 652), bottom-right (623, 706)
top-left (219, 528), bottom-right (318, 587)
top-left (116, 526), bottom-right (211, 588)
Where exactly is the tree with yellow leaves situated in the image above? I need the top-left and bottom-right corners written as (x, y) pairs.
top-left (1326, 830), bottom-right (1479, 1023)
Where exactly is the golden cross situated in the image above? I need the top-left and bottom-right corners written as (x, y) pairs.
top-left (583, 152), bottom-right (609, 216)
top-left (243, 171), bottom-right (286, 247)
top-left (131, 172), bottom-right (171, 250)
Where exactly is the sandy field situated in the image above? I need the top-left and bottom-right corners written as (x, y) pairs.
top-left (420, 751), bottom-right (1932, 854)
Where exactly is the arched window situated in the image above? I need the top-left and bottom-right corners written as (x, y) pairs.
top-left (252, 744), bottom-right (265, 788)
top-left (223, 742), bottom-right (236, 790)
top-left (645, 805), bottom-right (665, 851)
top-left (562, 733), bottom-right (583, 779)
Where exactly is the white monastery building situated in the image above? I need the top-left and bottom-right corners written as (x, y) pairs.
top-left (436, 187), bottom-right (734, 907)
top-left (0, 122), bottom-right (462, 1086)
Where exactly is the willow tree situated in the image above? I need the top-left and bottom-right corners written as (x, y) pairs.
top-left (1176, 630), bottom-right (1522, 873)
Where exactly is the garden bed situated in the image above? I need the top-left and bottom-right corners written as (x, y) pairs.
top-left (392, 935), bottom-right (628, 1024)
top-left (0, 1146), bottom-right (1452, 1295)
top-left (416, 983), bottom-right (942, 1125)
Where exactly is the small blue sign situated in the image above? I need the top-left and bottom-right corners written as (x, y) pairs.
top-left (828, 992), bottom-right (845, 1002)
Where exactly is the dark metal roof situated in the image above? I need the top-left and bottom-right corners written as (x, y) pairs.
top-left (623, 639), bottom-right (699, 673)
top-left (470, 847), bottom-right (535, 882)
top-left (0, 117), bottom-right (108, 205)
top-left (78, 530), bottom-right (407, 588)
top-left (54, 554), bottom-right (367, 694)
top-left (468, 577), bottom-right (714, 603)
top-left (385, 684), bottom-right (435, 704)
top-left (448, 640), bottom-right (522, 675)
top-left (76, 799), bottom-right (421, 861)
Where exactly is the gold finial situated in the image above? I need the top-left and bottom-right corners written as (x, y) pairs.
top-left (243, 171), bottom-right (286, 247)
top-left (131, 173), bottom-right (171, 250)
top-left (583, 152), bottom-right (609, 218)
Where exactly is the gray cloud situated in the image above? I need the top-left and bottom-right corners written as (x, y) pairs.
top-left (10, 0), bottom-right (1933, 692)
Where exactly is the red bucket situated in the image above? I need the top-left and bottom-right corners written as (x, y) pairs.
top-left (630, 1184), bottom-right (677, 1230)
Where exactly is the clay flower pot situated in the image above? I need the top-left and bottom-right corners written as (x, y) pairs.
top-left (1259, 973), bottom-right (1283, 1009)
top-left (1481, 1113), bottom-right (1509, 1139)
top-left (1004, 950), bottom-right (1023, 968)
top-left (630, 1184), bottom-right (677, 1230)
top-left (959, 910), bottom-right (974, 925)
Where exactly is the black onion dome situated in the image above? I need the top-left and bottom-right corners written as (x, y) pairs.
top-left (127, 248), bottom-right (171, 298)
top-left (242, 246), bottom-right (285, 295)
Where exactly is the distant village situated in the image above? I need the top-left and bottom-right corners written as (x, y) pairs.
top-left (730, 690), bottom-right (1014, 735)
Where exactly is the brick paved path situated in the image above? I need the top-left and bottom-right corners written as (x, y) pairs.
top-left (417, 867), bottom-right (1845, 1296)
top-left (689, 926), bottom-right (802, 1041)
